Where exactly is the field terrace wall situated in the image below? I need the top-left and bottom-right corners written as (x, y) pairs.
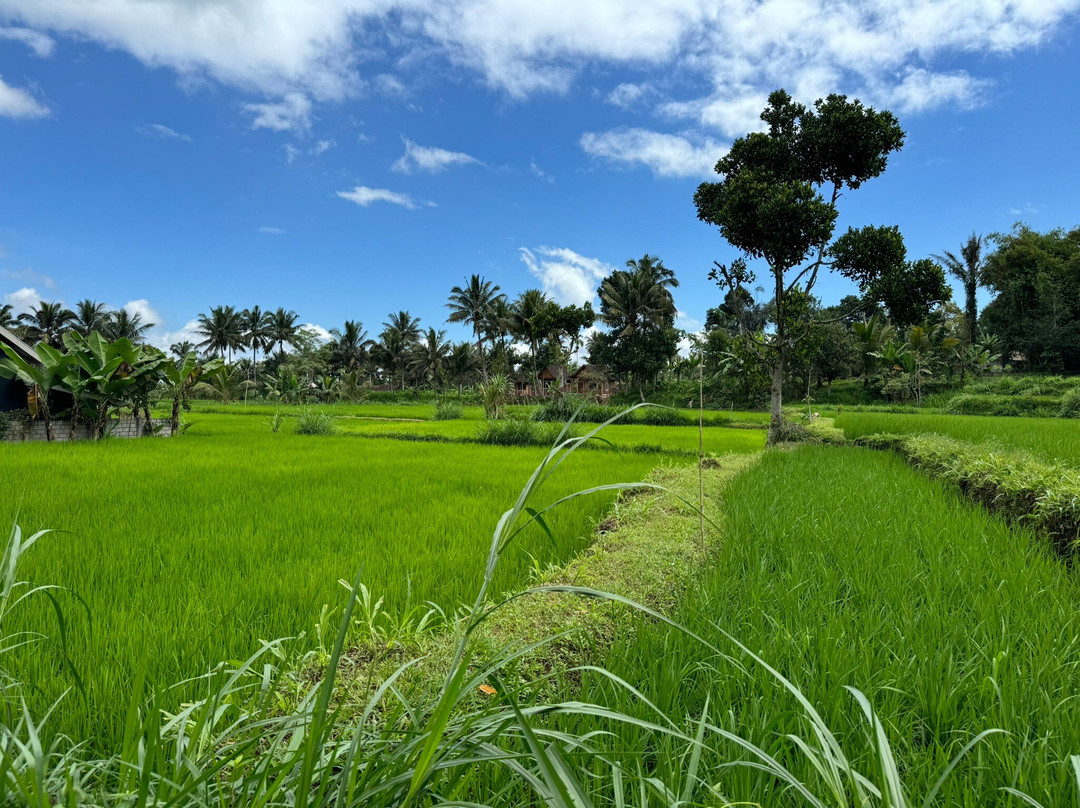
top-left (3, 417), bottom-right (173, 442)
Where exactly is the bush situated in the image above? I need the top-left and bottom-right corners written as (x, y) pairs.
top-left (295, 408), bottom-right (336, 436)
top-left (475, 416), bottom-right (581, 447)
top-left (433, 401), bottom-right (463, 421)
top-left (1060, 388), bottom-right (1080, 418)
top-left (944, 393), bottom-right (1060, 418)
top-left (531, 396), bottom-right (625, 425)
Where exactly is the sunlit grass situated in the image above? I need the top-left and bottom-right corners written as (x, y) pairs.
top-left (0, 411), bottom-right (665, 747)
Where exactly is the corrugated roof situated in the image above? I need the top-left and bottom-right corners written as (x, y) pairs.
top-left (0, 326), bottom-right (40, 364)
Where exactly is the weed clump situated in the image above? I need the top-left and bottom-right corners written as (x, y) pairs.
top-left (433, 400), bottom-right (463, 421)
top-left (295, 408), bottom-right (336, 436)
top-left (476, 416), bottom-right (581, 446)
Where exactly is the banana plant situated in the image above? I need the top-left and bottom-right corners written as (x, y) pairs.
top-left (161, 352), bottom-right (223, 433)
top-left (0, 342), bottom-right (71, 441)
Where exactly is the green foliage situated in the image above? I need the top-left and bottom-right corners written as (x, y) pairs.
top-left (267, 410), bottom-right (286, 433)
top-left (295, 407), bottom-right (336, 435)
top-left (944, 392), bottom-right (1061, 417)
top-left (1060, 387), bottom-right (1080, 418)
top-left (478, 372), bottom-right (512, 419)
top-left (475, 415), bottom-right (581, 446)
top-left (432, 400), bottom-right (463, 420)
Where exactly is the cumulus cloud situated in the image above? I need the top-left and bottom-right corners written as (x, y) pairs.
top-left (244, 92), bottom-right (312, 131)
top-left (135, 122), bottom-right (192, 141)
top-left (606, 82), bottom-right (650, 109)
top-left (0, 0), bottom-right (1074, 130)
top-left (2, 286), bottom-right (44, 313)
top-left (336, 185), bottom-right (419, 209)
top-left (391, 137), bottom-right (481, 173)
top-left (0, 26), bottom-right (54, 57)
top-left (880, 67), bottom-right (992, 113)
top-left (123, 298), bottom-right (160, 325)
top-left (0, 76), bottom-right (48, 119)
top-left (580, 128), bottom-right (725, 178)
top-left (519, 246), bottom-right (613, 306)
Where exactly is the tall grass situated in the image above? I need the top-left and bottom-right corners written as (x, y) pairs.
top-left (0, 412), bottom-right (660, 747)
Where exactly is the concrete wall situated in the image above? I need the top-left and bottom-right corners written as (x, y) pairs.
top-left (2, 417), bottom-right (173, 442)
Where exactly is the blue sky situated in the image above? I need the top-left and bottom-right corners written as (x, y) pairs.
top-left (0, 1), bottom-right (1078, 350)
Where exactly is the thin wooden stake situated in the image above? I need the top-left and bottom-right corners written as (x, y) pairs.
top-left (698, 356), bottom-right (705, 550)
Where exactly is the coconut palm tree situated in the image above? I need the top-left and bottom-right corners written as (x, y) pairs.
top-left (446, 275), bottom-right (501, 379)
top-left (266, 307), bottom-right (300, 361)
top-left (73, 299), bottom-right (109, 336)
top-left (104, 308), bottom-right (155, 343)
top-left (383, 310), bottom-right (421, 345)
top-left (510, 289), bottom-right (554, 385)
top-left (0, 303), bottom-right (15, 330)
top-left (17, 300), bottom-right (76, 347)
top-left (934, 233), bottom-right (984, 344)
top-left (373, 328), bottom-right (410, 391)
top-left (409, 328), bottom-right (451, 389)
top-left (599, 255), bottom-right (678, 338)
top-left (242, 306), bottom-right (271, 371)
top-left (196, 305), bottom-right (245, 362)
top-left (170, 340), bottom-right (196, 360)
top-left (330, 320), bottom-right (371, 373)
top-left (852, 314), bottom-right (893, 386)
top-left (446, 341), bottom-right (477, 392)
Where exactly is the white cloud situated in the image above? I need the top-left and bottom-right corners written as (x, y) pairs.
top-left (310, 138), bottom-right (336, 155)
top-left (0, 76), bottom-right (48, 119)
top-left (145, 317), bottom-right (201, 352)
top-left (391, 137), bottom-right (481, 173)
top-left (283, 143), bottom-right (301, 164)
top-left (135, 122), bottom-right (192, 141)
top-left (0, 0), bottom-right (1075, 131)
top-left (880, 67), bottom-right (992, 113)
top-left (580, 127), bottom-right (725, 178)
top-left (519, 246), bottom-right (613, 306)
top-left (299, 323), bottom-right (333, 344)
top-left (606, 82), bottom-right (650, 109)
top-left (373, 73), bottom-right (407, 96)
top-left (259, 226), bottom-right (286, 234)
top-left (123, 298), bottom-right (160, 325)
top-left (530, 160), bottom-right (552, 183)
top-left (336, 185), bottom-right (419, 209)
top-left (244, 92), bottom-right (312, 131)
top-left (1, 268), bottom-right (55, 289)
top-left (0, 26), bottom-right (54, 57)
top-left (3, 286), bottom-right (43, 313)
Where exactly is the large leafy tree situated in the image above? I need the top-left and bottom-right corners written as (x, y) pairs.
top-left (446, 275), bottom-right (502, 379)
top-left (934, 233), bottom-right (985, 344)
top-left (980, 225), bottom-right (1080, 372)
top-left (695, 89), bottom-right (914, 442)
top-left (18, 300), bottom-right (76, 348)
top-left (196, 305), bottom-right (245, 362)
top-left (73, 299), bottom-right (109, 337)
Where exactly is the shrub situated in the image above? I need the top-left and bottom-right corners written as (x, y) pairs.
top-left (267, 411), bottom-right (286, 433)
top-left (479, 373), bottom-right (512, 419)
top-left (531, 396), bottom-right (625, 425)
top-left (634, 407), bottom-right (688, 427)
top-left (295, 408), bottom-right (336, 436)
top-left (1060, 388), bottom-right (1080, 418)
top-left (944, 392), bottom-right (1060, 418)
top-left (475, 416), bottom-right (581, 447)
top-left (433, 400), bottom-right (463, 421)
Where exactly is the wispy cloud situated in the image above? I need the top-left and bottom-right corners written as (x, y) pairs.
top-left (580, 128), bottom-right (725, 178)
top-left (0, 27), bottom-right (54, 58)
top-left (1, 268), bottom-right (56, 289)
top-left (258, 226), bottom-right (286, 235)
top-left (310, 138), bottom-right (335, 155)
top-left (244, 92), bottom-right (311, 132)
top-left (392, 137), bottom-right (480, 174)
top-left (136, 122), bottom-right (192, 141)
top-left (336, 186), bottom-right (419, 210)
top-left (0, 77), bottom-right (48, 119)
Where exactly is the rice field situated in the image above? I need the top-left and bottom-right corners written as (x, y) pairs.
top-left (571, 445), bottom-right (1080, 805)
top-left (1, 409), bottom-right (688, 747)
top-left (836, 411), bottom-right (1080, 466)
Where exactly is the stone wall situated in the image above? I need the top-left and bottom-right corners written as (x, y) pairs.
top-left (2, 417), bottom-right (173, 442)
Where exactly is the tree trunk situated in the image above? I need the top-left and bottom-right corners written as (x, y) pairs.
top-left (767, 359), bottom-right (784, 444)
top-left (171, 397), bottom-right (181, 435)
top-left (965, 283), bottom-right (978, 344)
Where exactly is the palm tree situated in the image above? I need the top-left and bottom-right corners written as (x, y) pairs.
top-left (196, 305), bottom-right (245, 362)
top-left (852, 314), bottom-right (893, 386)
top-left (0, 303), bottom-right (16, 330)
top-left (446, 275), bottom-right (500, 379)
top-left (409, 328), bottom-right (451, 389)
top-left (170, 340), bottom-right (195, 360)
top-left (446, 341), bottom-right (477, 392)
top-left (383, 310), bottom-right (421, 344)
top-left (73, 299), bottom-right (109, 336)
top-left (510, 289), bottom-right (553, 385)
top-left (483, 295), bottom-right (512, 362)
top-left (374, 328), bottom-right (410, 391)
top-left (18, 300), bottom-right (76, 347)
top-left (242, 306), bottom-right (271, 371)
top-left (104, 309), bottom-right (155, 343)
top-left (266, 307), bottom-right (300, 361)
top-left (934, 233), bottom-right (984, 344)
top-left (330, 320), bottom-right (371, 373)
top-left (599, 255), bottom-right (678, 338)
